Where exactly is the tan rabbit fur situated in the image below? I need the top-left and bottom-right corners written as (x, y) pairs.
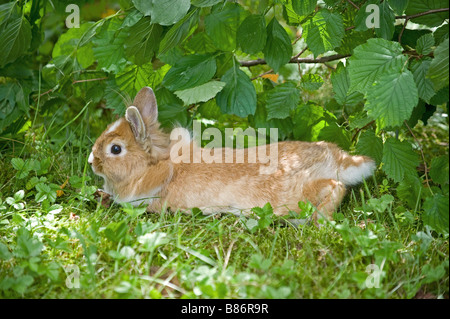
top-left (89, 87), bottom-right (376, 220)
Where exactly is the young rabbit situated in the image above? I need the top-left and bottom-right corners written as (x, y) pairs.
top-left (88, 87), bottom-right (375, 221)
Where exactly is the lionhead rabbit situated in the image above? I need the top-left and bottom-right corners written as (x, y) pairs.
top-left (88, 87), bottom-right (375, 221)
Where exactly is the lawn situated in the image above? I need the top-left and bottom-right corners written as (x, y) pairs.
top-left (0, 113), bottom-right (448, 299)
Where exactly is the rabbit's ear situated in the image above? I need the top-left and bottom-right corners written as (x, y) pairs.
top-left (132, 87), bottom-right (158, 127)
top-left (126, 106), bottom-right (146, 142)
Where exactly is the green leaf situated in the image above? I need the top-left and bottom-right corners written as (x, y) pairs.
top-left (163, 54), bottom-right (217, 91)
top-left (382, 138), bottom-right (419, 183)
top-left (132, 0), bottom-right (153, 16)
top-left (265, 82), bottom-right (300, 120)
top-left (416, 33), bottom-right (435, 56)
top-left (430, 85), bottom-right (449, 106)
top-left (104, 221), bottom-right (129, 242)
top-left (116, 63), bottom-right (154, 97)
top-left (367, 194), bottom-right (395, 213)
top-left (377, 1), bottom-right (396, 40)
top-left (356, 130), bottom-right (383, 165)
top-left (354, 0), bottom-right (378, 32)
top-left (125, 17), bottom-right (163, 65)
top-left (14, 189), bottom-right (25, 201)
top-left (186, 32), bottom-right (217, 53)
top-left (348, 38), bottom-right (407, 94)
top-left (249, 254), bottom-right (272, 271)
top-left (291, 0), bottom-right (317, 16)
top-left (122, 9), bottom-right (144, 28)
top-left (150, 0), bottom-right (191, 26)
top-left (0, 81), bottom-right (29, 134)
top-left (388, 0), bottom-right (409, 15)
top-left (92, 19), bottom-right (128, 73)
top-left (317, 122), bottom-right (351, 151)
top-left (397, 173), bottom-right (424, 209)
top-left (0, 2), bottom-right (16, 28)
top-left (411, 59), bottom-right (436, 103)
top-left (52, 22), bottom-right (96, 68)
top-left (15, 228), bottom-right (44, 258)
top-left (282, 0), bottom-right (305, 25)
top-left (331, 63), bottom-right (364, 107)
top-left (356, 1), bottom-right (395, 40)
top-left (159, 8), bottom-right (199, 55)
top-left (433, 23), bottom-right (449, 45)
top-left (249, 101), bottom-right (294, 140)
top-left (0, 242), bottom-right (11, 260)
top-left (0, 17), bottom-right (31, 67)
top-left (138, 232), bottom-right (169, 251)
top-left (406, 0), bottom-right (449, 27)
top-left (426, 38), bottom-right (449, 91)
top-left (11, 158), bottom-right (31, 179)
top-left (44, 262), bottom-right (61, 282)
top-left (348, 112), bottom-right (373, 130)
top-left (252, 203), bottom-right (274, 230)
top-left (174, 81), bottom-right (226, 105)
top-left (155, 87), bottom-right (189, 128)
top-left (0, 83), bottom-right (17, 119)
top-left (365, 69), bottom-right (419, 129)
top-left (291, 103), bottom-right (326, 141)
top-left (216, 65), bottom-right (256, 117)
top-left (423, 194), bottom-right (449, 234)
top-left (302, 9), bottom-right (344, 57)
top-left (421, 262), bottom-right (447, 284)
top-left (205, 3), bottom-right (244, 51)
top-left (35, 182), bottom-right (57, 203)
top-left (191, 0), bottom-right (223, 7)
top-left (237, 14), bottom-right (267, 54)
top-left (104, 77), bottom-right (128, 116)
top-left (300, 74), bottom-right (324, 91)
top-left (12, 275), bottom-right (34, 294)
top-left (430, 155), bottom-right (449, 185)
top-left (263, 18), bottom-right (293, 72)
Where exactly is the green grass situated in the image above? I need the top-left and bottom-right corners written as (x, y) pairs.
top-left (0, 115), bottom-right (448, 299)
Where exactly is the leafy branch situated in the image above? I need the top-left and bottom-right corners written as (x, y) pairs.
top-left (395, 8), bottom-right (449, 20)
top-left (240, 53), bottom-right (350, 67)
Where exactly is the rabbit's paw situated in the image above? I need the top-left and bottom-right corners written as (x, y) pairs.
top-left (94, 189), bottom-right (112, 208)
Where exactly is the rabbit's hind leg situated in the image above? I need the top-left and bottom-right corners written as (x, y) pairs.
top-left (303, 179), bottom-right (346, 222)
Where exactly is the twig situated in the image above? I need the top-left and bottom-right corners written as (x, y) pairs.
top-left (251, 69), bottom-right (274, 81)
top-left (240, 54), bottom-right (350, 67)
top-left (395, 8), bottom-right (449, 20)
top-left (404, 120), bottom-right (433, 193)
top-left (72, 77), bottom-right (108, 84)
top-left (39, 88), bottom-right (53, 97)
top-left (346, 0), bottom-right (360, 10)
top-left (341, 8), bottom-right (449, 35)
top-left (293, 46), bottom-right (308, 60)
top-left (0, 136), bottom-right (25, 144)
top-left (351, 120), bottom-right (375, 143)
top-left (398, 18), bottom-right (409, 44)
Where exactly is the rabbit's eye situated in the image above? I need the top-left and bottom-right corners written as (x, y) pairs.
top-left (111, 144), bottom-right (122, 155)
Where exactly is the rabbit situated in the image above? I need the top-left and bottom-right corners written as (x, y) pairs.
top-left (88, 87), bottom-right (376, 221)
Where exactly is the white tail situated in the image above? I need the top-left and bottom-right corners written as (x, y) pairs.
top-left (338, 156), bottom-right (376, 186)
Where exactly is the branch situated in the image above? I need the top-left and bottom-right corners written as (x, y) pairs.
top-left (346, 0), bottom-right (360, 10)
top-left (240, 54), bottom-right (350, 67)
top-left (238, 8), bottom-right (448, 68)
top-left (395, 8), bottom-right (449, 20)
top-left (351, 120), bottom-right (375, 143)
top-left (72, 77), bottom-right (108, 84)
top-left (398, 18), bottom-right (409, 44)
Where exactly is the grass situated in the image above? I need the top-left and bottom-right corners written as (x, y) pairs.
top-left (0, 113), bottom-right (448, 299)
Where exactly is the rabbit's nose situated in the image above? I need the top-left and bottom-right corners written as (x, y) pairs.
top-left (88, 152), bottom-right (94, 164)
